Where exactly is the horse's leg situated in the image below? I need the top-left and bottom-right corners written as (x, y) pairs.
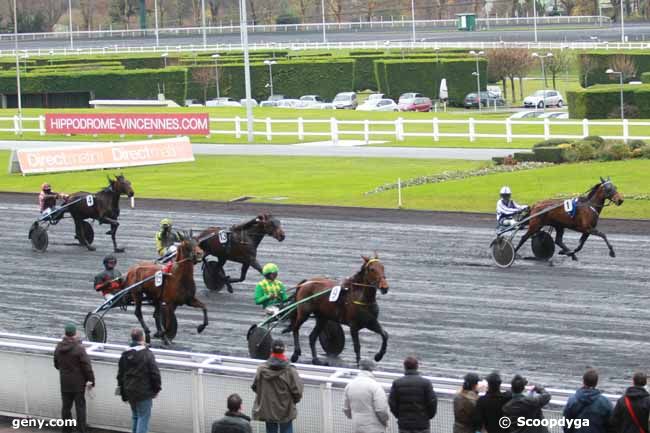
top-left (152, 303), bottom-right (164, 338)
top-left (110, 222), bottom-right (123, 253)
top-left (216, 256), bottom-right (234, 293)
top-left (74, 217), bottom-right (95, 251)
top-left (188, 297), bottom-right (209, 334)
top-left (590, 229), bottom-right (616, 257)
top-left (555, 227), bottom-right (577, 260)
top-left (160, 304), bottom-right (173, 346)
top-left (308, 316), bottom-right (327, 366)
top-left (290, 310), bottom-right (310, 363)
top-left (365, 320), bottom-right (389, 363)
top-left (569, 233), bottom-right (590, 256)
top-left (133, 296), bottom-right (151, 343)
top-left (349, 325), bottom-right (362, 366)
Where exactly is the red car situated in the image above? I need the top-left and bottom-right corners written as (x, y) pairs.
top-left (397, 96), bottom-right (433, 112)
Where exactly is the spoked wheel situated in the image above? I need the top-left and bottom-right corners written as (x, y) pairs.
top-left (160, 307), bottom-right (178, 341)
top-left (29, 223), bottom-right (49, 252)
top-left (202, 259), bottom-right (226, 292)
top-left (318, 321), bottom-right (345, 357)
top-left (491, 236), bottom-right (515, 268)
top-left (247, 325), bottom-right (272, 360)
top-left (84, 312), bottom-right (107, 343)
top-left (531, 231), bottom-right (555, 260)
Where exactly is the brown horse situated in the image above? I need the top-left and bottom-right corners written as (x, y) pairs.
top-left (64, 174), bottom-right (134, 252)
top-left (515, 177), bottom-right (624, 260)
top-left (287, 255), bottom-right (389, 366)
top-left (125, 235), bottom-right (206, 345)
top-left (198, 214), bottom-right (285, 292)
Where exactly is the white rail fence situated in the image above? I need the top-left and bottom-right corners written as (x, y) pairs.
top-left (5, 115), bottom-right (649, 144)
top-left (0, 333), bottom-right (620, 433)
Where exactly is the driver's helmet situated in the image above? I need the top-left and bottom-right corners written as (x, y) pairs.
top-left (160, 218), bottom-right (172, 229)
top-left (41, 183), bottom-right (51, 192)
top-left (103, 254), bottom-right (117, 270)
top-left (500, 186), bottom-right (512, 200)
top-left (262, 263), bottom-right (279, 276)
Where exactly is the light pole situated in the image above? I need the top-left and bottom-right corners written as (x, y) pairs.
top-left (470, 50), bottom-right (484, 112)
top-left (161, 52), bottom-right (168, 68)
top-left (68, 0), bottom-right (74, 49)
top-left (532, 52), bottom-right (553, 113)
top-left (620, 0), bottom-right (625, 42)
top-left (12, 0), bottom-right (21, 123)
top-left (410, 0), bottom-right (416, 44)
top-left (532, 0), bottom-right (538, 43)
top-left (239, 0), bottom-right (254, 142)
top-left (321, 0), bottom-right (327, 43)
top-left (154, 0), bottom-right (160, 47)
top-left (606, 68), bottom-right (624, 121)
top-left (201, 0), bottom-right (207, 48)
top-left (211, 53), bottom-right (220, 99)
top-left (264, 59), bottom-right (277, 97)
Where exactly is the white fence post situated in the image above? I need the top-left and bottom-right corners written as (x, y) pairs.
top-left (433, 117), bottom-right (439, 141)
top-left (265, 117), bottom-right (272, 141)
top-left (321, 383), bottom-right (334, 433)
top-left (396, 117), bottom-right (404, 141)
top-left (13, 115), bottom-right (20, 135)
top-left (582, 118), bottom-right (589, 137)
top-left (505, 118), bottom-right (512, 143)
top-left (364, 119), bottom-right (370, 144)
top-left (298, 117), bottom-right (304, 141)
top-left (622, 119), bottom-right (629, 143)
top-left (330, 117), bottom-right (338, 144)
top-left (468, 117), bottom-right (475, 142)
top-left (544, 117), bottom-right (550, 140)
top-left (39, 115), bottom-right (45, 136)
top-left (234, 116), bottom-right (241, 139)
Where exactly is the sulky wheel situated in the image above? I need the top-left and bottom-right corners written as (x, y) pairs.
top-left (202, 259), bottom-right (226, 292)
top-left (247, 325), bottom-right (272, 360)
top-left (80, 221), bottom-right (94, 245)
top-left (160, 307), bottom-right (178, 341)
top-left (531, 231), bottom-right (555, 260)
top-left (29, 224), bottom-right (49, 252)
top-left (318, 321), bottom-right (345, 357)
top-left (84, 313), bottom-right (107, 343)
top-left (491, 236), bottom-right (515, 268)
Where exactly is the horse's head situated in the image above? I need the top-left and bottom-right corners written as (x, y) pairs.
top-left (177, 231), bottom-right (204, 264)
top-left (109, 174), bottom-right (135, 198)
top-left (361, 254), bottom-right (389, 294)
top-left (599, 176), bottom-right (624, 206)
top-left (258, 213), bottom-right (285, 242)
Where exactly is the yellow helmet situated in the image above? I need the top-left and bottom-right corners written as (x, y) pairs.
top-left (262, 263), bottom-right (279, 275)
top-left (160, 218), bottom-right (172, 228)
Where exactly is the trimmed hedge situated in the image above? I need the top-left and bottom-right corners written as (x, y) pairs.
top-left (567, 84), bottom-right (650, 118)
top-left (578, 51), bottom-right (650, 87)
top-left (642, 72), bottom-right (650, 83)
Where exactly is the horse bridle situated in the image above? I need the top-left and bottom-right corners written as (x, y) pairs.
top-left (350, 258), bottom-right (384, 295)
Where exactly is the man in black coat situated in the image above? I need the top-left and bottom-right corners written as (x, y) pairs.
top-left (117, 328), bottom-right (162, 433)
top-left (502, 374), bottom-right (552, 433)
top-left (563, 369), bottom-right (612, 433)
top-left (54, 323), bottom-right (95, 433)
top-left (388, 356), bottom-right (437, 433)
top-left (474, 372), bottom-right (512, 433)
top-left (212, 393), bottom-right (252, 433)
top-left (610, 372), bottom-right (650, 433)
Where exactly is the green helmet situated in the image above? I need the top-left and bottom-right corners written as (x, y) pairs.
top-left (262, 263), bottom-right (279, 275)
top-left (160, 218), bottom-right (172, 228)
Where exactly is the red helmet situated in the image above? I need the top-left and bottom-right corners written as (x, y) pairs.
top-left (41, 183), bottom-right (51, 191)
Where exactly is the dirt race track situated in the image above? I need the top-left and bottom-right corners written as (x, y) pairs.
top-left (2, 192), bottom-right (649, 393)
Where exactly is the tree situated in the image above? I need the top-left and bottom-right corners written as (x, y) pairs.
top-left (609, 55), bottom-right (638, 82)
top-left (487, 49), bottom-right (510, 100)
top-left (109, 0), bottom-right (138, 25)
top-left (328, 0), bottom-right (344, 22)
top-left (192, 67), bottom-right (215, 102)
top-left (80, 0), bottom-right (95, 30)
top-left (501, 49), bottom-right (533, 103)
top-left (544, 50), bottom-right (574, 89)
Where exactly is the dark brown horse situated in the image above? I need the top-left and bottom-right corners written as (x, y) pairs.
top-left (287, 255), bottom-right (389, 366)
top-left (64, 174), bottom-right (134, 252)
top-left (515, 177), bottom-right (624, 260)
top-left (125, 236), bottom-right (206, 345)
top-left (197, 214), bottom-right (285, 292)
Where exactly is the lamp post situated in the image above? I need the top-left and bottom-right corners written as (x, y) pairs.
top-left (12, 0), bottom-right (21, 123)
top-left (532, 52), bottom-right (553, 113)
top-left (211, 53), bottom-right (220, 99)
top-left (154, 0), bottom-right (160, 47)
top-left (470, 50), bottom-right (484, 112)
top-left (239, 0), bottom-right (254, 142)
top-left (264, 59), bottom-right (277, 97)
top-left (606, 68), bottom-right (624, 121)
top-left (161, 52), bottom-right (168, 68)
top-left (201, 0), bottom-right (207, 48)
top-left (321, 0), bottom-right (327, 43)
top-left (68, 0), bottom-right (74, 49)
top-left (620, 0), bottom-right (625, 42)
top-left (532, 0), bottom-right (538, 43)
top-left (410, 0), bottom-right (416, 44)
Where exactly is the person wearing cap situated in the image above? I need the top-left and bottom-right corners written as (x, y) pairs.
top-left (502, 374), bottom-right (551, 433)
top-left (54, 323), bottom-right (95, 433)
top-left (251, 339), bottom-right (303, 433)
top-left (563, 369), bottom-right (612, 433)
top-left (474, 372), bottom-right (512, 433)
top-left (343, 359), bottom-right (389, 433)
top-left (389, 356), bottom-right (437, 433)
top-left (94, 254), bottom-right (124, 300)
top-left (609, 372), bottom-right (650, 433)
top-left (155, 218), bottom-right (179, 257)
top-left (39, 182), bottom-right (68, 215)
top-left (255, 263), bottom-right (288, 316)
top-left (453, 373), bottom-right (481, 433)
top-left (496, 186), bottom-right (529, 228)
top-left (211, 393), bottom-right (252, 433)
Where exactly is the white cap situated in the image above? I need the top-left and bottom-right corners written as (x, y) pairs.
top-left (500, 186), bottom-right (512, 195)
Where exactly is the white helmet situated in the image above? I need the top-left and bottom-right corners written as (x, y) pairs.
top-left (500, 186), bottom-right (512, 195)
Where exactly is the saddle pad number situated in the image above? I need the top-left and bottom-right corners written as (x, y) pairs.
top-left (86, 195), bottom-right (94, 207)
top-left (218, 230), bottom-right (228, 244)
top-left (155, 271), bottom-right (163, 287)
top-left (329, 286), bottom-right (342, 302)
top-left (563, 199), bottom-right (574, 213)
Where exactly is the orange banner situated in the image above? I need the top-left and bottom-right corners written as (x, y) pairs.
top-left (17, 137), bottom-right (195, 174)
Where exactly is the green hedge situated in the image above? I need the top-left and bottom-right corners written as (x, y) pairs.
top-left (0, 67), bottom-right (188, 104)
top-left (578, 51), bottom-right (650, 87)
top-left (642, 72), bottom-right (650, 83)
top-left (567, 84), bottom-right (650, 118)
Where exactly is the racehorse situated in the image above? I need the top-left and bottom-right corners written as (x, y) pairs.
top-left (197, 214), bottom-right (285, 292)
top-left (125, 235), bottom-right (206, 345)
top-left (514, 177), bottom-right (624, 260)
top-left (286, 255), bottom-right (389, 366)
top-left (64, 174), bottom-right (134, 252)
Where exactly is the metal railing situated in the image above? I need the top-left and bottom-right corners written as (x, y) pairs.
top-left (0, 332), bottom-right (622, 433)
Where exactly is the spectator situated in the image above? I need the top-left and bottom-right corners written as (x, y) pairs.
top-left (474, 372), bottom-right (512, 433)
top-left (117, 328), bottom-right (162, 433)
top-left (389, 356), bottom-right (437, 433)
top-left (252, 339), bottom-right (303, 433)
top-left (610, 372), bottom-right (650, 433)
top-left (211, 393), bottom-right (252, 433)
top-left (54, 323), bottom-right (95, 433)
top-left (343, 359), bottom-right (389, 433)
top-left (563, 369), bottom-right (612, 433)
top-left (454, 373), bottom-right (480, 433)
top-left (502, 374), bottom-right (551, 433)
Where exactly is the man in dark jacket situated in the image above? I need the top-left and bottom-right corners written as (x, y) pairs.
top-left (54, 323), bottom-right (95, 433)
top-left (610, 372), bottom-right (650, 433)
top-left (117, 328), bottom-right (162, 433)
top-left (212, 393), bottom-right (252, 433)
top-left (388, 356), bottom-right (437, 433)
top-left (502, 375), bottom-right (552, 433)
top-left (474, 372), bottom-right (512, 433)
top-left (563, 369), bottom-right (612, 433)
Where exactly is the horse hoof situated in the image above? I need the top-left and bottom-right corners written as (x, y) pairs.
top-left (197, 325), bottom-right (206, 334)
top-left (114, 247), bottom-right (125, 253)
top-left (312, 358), bottom-right (328, 366)
top-left (374, 353), bottom-right (385, 362)
top-left (145, 334), bottom-right (151, 344)
top-left (290, 353), bottom-right (300, 363)
top-left (558, 250), bottom-right (566, 256)
top-left (610, 250), bottom-right (616, 258)
top-left (87, 245), bottom-right (96, 251)
top-left (162, 337), bottom-right (171, 346)
top-left (571, 254), bottom-right (578, 261)
top-left (226, 285), bottom-right (234, 294)
top-left (153, 331), bottom-right (162, 338)
top-left (105, 230), bottom-right (112, 235)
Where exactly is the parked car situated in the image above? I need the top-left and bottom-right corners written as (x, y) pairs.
top-left (463, 91), bottom-right (506, 108)
top-left (240, 98), bottom-right (258, 108)
top-left (399, 92), bottom-right (424, 101)
top-left (298, 95), bottom-right (328, 109)
top-left (260, 100), bottom-right (278, 107)
top-left (487, 85), bottom-right (502, 98)
top-left (275, 99), bottom-right (302, 108)
top-left (523, 90), bottom-right (564, 108)
top-left (538, 111), bottom-right (569, 119)
top-left (206, 97), bottom-right (241, 107)
top-left (184, 99), bottom-right (203, 107)
top-left (332, 92), bottom-right (358, 109)
top-left (356, 98), bottom-right (398, 112)
top-left (267, 94), bottom-right (286, 102)
top-left (509, 110), bottom-right (544, 119)
top-left (398, 96), bottom-right (433, 112)
top-left (366, 93), bottom-right (385, 101)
